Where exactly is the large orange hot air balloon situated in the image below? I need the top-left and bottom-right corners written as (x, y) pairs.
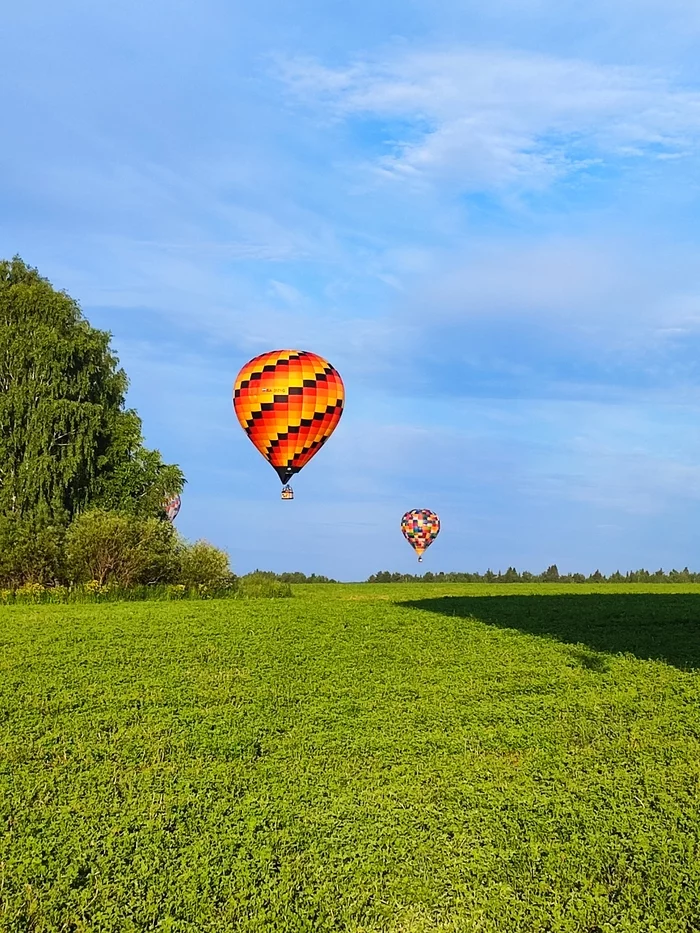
top-left (401, 509), bottom-right (440, 562)
top-left (233, 349), bottom-right (345, 499)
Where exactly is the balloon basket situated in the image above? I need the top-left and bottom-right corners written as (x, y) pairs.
top-left (417, 556), bottom-right (423, 562)
top-left (281, 485), bottom-right (294, 500)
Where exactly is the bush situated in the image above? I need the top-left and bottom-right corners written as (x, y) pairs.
top-left (236, 571), bottom-right (292, 599)
top-left (65, 510), bottom-right (178, 586)
top-left (177, 540), bottom-right (233, 588)
top-left (0, 509), bottom-right (296, 601)
top-left (0, 515), bottom-right (65, 587)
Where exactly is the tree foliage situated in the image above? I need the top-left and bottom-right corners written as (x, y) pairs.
top-left (65, 510), bottom-right (179, 586)
top-left (0, 256), bottom-right (184, 524)
top-left (0, 509), bottom-right (235, 591)
top-left (0, 514), bottom-right (65, 587)
top-left (178, 540), bottom-right (233, 588)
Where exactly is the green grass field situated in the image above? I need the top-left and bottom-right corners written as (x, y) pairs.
top-left (2, 584), bottom-right (700, 932)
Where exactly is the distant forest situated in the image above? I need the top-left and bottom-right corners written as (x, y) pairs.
top-left (255, 566), bottom-right (700, 584)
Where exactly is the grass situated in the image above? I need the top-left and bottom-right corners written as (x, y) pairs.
top-left (0, 577), bottom-right (292, 604)
top-left (2, 583), bottom-right (700, 931)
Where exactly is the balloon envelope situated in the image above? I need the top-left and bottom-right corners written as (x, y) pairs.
top-left (401, 508), bottom-right (440, 561)
top-left (164, 494), bottom-right (181, 523)
top-left (233, 349), bottom-right (345, 488)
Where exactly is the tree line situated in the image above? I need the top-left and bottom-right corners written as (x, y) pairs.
top-left (232, 566), bottom-right (700, 584)
top-left (367, 565), bottom-right (700, 583)
top-left (245, 570), bottom-right (339, 584)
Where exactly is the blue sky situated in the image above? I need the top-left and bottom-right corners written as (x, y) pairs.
top-left (3, 0), bottom-right (700, 580)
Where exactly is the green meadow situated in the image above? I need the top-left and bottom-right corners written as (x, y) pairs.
top-left (2, 584), bottom-right (700, 932)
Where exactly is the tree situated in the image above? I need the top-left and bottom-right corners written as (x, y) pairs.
top-left (0, 256), bottom-right (184, 524)
top-left (368, 572), bottom-right (392, 583)
top-left (541, 564), bottom-right (560, 582)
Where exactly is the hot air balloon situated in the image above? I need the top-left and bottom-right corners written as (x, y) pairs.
top-left (233, 349), bottom-right (345, 500)
top-left (163, 494), bottom-right (181, 523)
top-left (401, 508), bottom-right (440, 562)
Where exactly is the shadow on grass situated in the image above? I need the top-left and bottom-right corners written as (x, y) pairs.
top-left (398, 594), bottom-right (700, 671)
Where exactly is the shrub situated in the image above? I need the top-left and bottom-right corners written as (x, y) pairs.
top-left (177, 540), bottom-right (233, 588)
top-left (65, 510), bottom-right (178, 586)
top-left (236, 571), bottom-right (292, 599)
top-left (14, 582), bottom-right (45, 603)
top-left (0, 515), bottom-right (66, 587)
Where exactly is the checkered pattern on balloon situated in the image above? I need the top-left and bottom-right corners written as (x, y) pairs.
top-left (401, 508), bottom-right (440, 562)
top-left (163, 494), bottom-right (181, 523)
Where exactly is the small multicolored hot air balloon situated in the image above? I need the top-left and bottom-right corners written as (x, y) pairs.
top-left (401, 508), bottom-right (440, 562)
top-left (163, 494), bottom-right (181, 523)
top-left (233, 349), bottom-right (345, 500)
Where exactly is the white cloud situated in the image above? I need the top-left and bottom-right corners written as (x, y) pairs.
top-left (268, 280), bottom-right (304, 304)
top-left (277, 47), bottom-right (700, 191)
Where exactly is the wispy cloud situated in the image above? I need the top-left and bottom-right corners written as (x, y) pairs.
top-left (277, 47), bottom-right (700, 192)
